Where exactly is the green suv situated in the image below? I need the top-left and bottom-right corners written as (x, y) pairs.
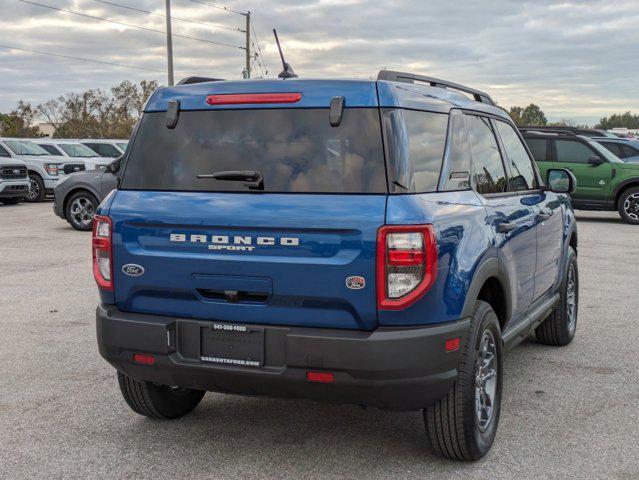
top-left (521, 129), bottom-right (639, 224)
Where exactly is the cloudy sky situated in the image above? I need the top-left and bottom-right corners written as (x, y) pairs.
top-left (1, 0), bottom-right (638, 125)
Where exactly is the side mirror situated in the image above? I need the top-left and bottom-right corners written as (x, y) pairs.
top-left (547, 168), bottom-right (577, 194)
top-left (105, 156), bottom-right (122, 174)
top-left (588, 155), bottom-right (604, 166)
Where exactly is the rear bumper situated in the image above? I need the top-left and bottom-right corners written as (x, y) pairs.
top-left (52, 193), bottom-right (64, 218)
top-left (96, 304), bottom-right (470, 411)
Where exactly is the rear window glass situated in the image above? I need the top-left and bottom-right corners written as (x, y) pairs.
top-left (382, 109), bottom-right (448, 193)
top-left (121, 109), bottom-right (386, 193)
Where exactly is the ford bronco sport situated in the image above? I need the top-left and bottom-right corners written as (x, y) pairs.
top-left (94, 71), bottom-right (579, 461)
top-left (522, 128), bottom-right (639, 224)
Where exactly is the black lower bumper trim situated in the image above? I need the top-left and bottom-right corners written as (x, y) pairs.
top-left (96, 305), bottom-right (470, 411)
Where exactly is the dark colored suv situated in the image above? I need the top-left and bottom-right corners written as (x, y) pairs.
top-left (93, 71), bottom-right (578, 461)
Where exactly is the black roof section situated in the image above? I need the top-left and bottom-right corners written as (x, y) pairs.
top-left (377, 70), bottom-right (495, 106)
top-left (177, 76), bottom-right (225, 85)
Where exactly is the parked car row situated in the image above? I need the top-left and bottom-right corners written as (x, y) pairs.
top-left (0, 138), bottom-right (127, 205)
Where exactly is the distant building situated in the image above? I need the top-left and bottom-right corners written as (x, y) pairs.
top-left (36, 122), bottom-right (55, 138)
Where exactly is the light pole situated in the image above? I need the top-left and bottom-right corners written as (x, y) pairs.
top-left (165, 0), bottom-right (174, 86)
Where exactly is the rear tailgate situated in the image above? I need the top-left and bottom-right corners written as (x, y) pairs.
top-left (111, 83), bottom-right (387, 331)
top-left (110, 191), bottom-right (385, 330)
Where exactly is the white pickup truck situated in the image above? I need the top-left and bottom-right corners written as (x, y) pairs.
top-left (0, 156), bottom-right (30, 205)
top-left (0, 138), bottom-right (87, 202)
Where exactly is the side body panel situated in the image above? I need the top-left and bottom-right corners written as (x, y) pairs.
top-left (382, 191), bottom-right (494, 326)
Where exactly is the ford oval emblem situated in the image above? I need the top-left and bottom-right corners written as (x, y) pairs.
top-left (122, 264), bottom-right (145, 277)
top-left (346, 276), bottom-right (365, 290)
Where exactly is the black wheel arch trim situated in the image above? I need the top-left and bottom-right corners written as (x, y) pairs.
top-left (612, 178), bottom-right (639, 207)
top-left (460, 257), bottom-right (513, 330)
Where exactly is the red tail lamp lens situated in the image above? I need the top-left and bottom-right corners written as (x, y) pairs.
top-left (206, 93), bottom-right (302, 105)
top-left (377, 225), bottom-right (438, 310)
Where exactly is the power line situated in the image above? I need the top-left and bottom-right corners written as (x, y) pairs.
top-left (90, 0), bottom-right (243, 33)
top-left (183, 0), bottom-right (246, 16)
top-left (16, 0), bottom-right (244, 50)
top-left (0, 44), bottom-right (166, 73)
top-left (250, 23), bottom-right (268, 76)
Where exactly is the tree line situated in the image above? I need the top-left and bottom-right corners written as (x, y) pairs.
top-left (506, 103), bottom-right (639, 130)
top-left (0, 80), bottom-right (158, 139)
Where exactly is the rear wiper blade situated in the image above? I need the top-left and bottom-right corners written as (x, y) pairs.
top-left (197, 170), bottom-right (264, 190)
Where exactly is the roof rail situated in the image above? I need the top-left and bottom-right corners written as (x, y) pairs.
top-left (377, 70), bottom-right (495, 106)
top-left (519, 127), bottom-right (578, 137)
top-left (177, 76), bottom-right (225, 85)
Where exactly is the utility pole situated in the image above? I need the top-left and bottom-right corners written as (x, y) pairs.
top-left (244, 11), bottom-right (251, 79)
top-left (165, 0), bottom-right (175, 86)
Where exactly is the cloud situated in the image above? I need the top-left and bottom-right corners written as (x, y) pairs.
top-left (1, 0), bottom-right (638, 125)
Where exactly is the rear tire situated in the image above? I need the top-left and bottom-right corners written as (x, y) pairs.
top-left (26, 173), bottom-right (45, 202)
top-left (424, 300), bottom-right (503, 461)
top-left (117, 371), bottom-right (205, 420)
top-left (0, 197), bottom-right (22, 205)
top-left (536, 246), bottom-right (578, 346)
top-left (65, 190), bottom-right (98, 231)
top-left (617, 187), bottom-right (639, 224)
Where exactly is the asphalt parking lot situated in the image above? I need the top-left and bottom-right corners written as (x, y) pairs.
top-left (1, 202), bottom-right (638, 479)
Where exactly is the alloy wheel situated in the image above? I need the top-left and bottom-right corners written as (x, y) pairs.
top-left (27, 178), bottom-right (40, 201)
top-left (624, 193), bottom-right (639, 221)
top-left (566, 263), bottom-right (577, 334)
top-left (475, 329), bottom-right (498, 433)
top-left (69, 196), bottom-right (95, 227)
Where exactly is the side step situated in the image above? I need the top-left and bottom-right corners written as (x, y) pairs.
top-left (502, 293), bottom-right (559, 351)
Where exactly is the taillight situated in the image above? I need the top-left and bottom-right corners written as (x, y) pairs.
top-left (377, 225), bottom-right (437, 310)
top-left (92, 215), bottom-right (113, 291)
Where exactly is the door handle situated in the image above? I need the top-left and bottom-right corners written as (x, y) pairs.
top-left (498, 221), bottom-right (518, 233)
top-left (537, 209), bottom-right (553, 222)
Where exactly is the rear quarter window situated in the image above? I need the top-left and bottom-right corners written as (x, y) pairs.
top-left (382, 109), bottom-right (449, 193)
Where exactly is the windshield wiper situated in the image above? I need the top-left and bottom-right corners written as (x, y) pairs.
top-left (197, 170), bottom-right (264, 190)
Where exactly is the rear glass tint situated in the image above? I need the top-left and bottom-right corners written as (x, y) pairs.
top-left (121, 109), bottom-right (386, 193)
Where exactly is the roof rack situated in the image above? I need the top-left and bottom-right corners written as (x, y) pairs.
top-left (519, 127), bottom-right (577, 137)
top-left (377, 70), bottom-right (495, 106)
top-left (177, 76), bottom-right (225, 85)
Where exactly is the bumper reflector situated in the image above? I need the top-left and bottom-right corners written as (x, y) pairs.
top-left (133, 353), bottom-right (155, 365)
top-left (306, 371), bottom-right (335, 383)
top-left (445, 337), bottom-right (461, 352)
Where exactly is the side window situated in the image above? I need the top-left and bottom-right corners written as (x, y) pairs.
top-left (39, 144), bottom-right (61, 156)
top-left (441, 110), bottom-right (471, 191)
top-left (600, 142), bottom-right (623, 158)
top-left (83, 143), bottom-right (100, 154)
top-left (622, 145), bottom-right (639, 158)
top-left (524, 138), bottom-right (549, 162)
top-left (494, 121), bottom-right (538, 191)
top-left (465, 115), bottom-right (508, 195)
top-left (555, 140), bottom-right (597, 164)
top-left (0, 145), bottom-right (10, 157)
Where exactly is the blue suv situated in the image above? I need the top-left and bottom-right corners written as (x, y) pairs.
top-left (93, 71), bottom-right (579, 461)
